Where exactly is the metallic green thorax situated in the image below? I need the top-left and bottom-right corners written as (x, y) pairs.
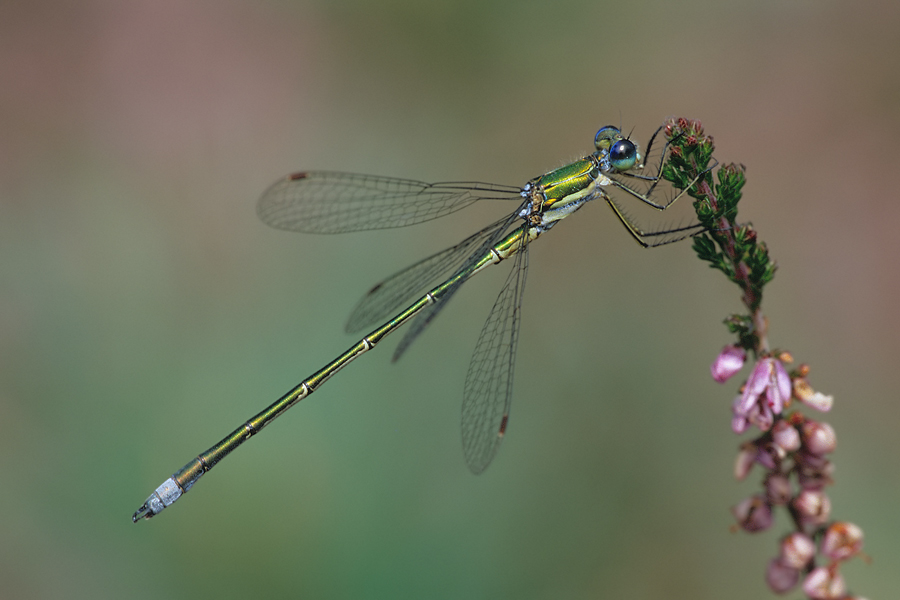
top-left (522, 156), bottom-right (609, 228)
top-left (533, 157), bottom-right (600, 212)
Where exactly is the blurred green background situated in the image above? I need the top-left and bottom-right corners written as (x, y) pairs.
top-left (1, 1), bottom-right (898, 598)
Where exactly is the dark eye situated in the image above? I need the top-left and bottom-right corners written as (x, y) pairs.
top-left (594, 125), bottom-right (621, 151)
top-left (609, 139), bottom-right (637, 171)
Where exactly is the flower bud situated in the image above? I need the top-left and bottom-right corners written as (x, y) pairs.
top-left (732, 495), bottom-right (773, 532)
top-left (778, 532), bottom-right (815, 569)
top-left (793, 489), bottom-right (831, 526)
top-left (764, 472), bottom-right (792, 505)
top-left (803, 566), bottom-right (846, 599)
top-left (756, 442), bottom-right (785, 470)
top-left (766, 558), bottom-right (799, 593)
top-left (821, 521), bottom-right (864, 561)
top-left (797, 457), bottom-right (834, 490)
top-left (743, 226), bottom-right (757, 243)
top-left (772, 419), bottom-right (801, 452)
top-left (802, 420), bottom-right (837, 455)
top-left (776, 351), bottom-right (792, 364)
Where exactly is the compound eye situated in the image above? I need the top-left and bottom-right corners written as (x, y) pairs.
top-left (609, 139), bottom-right (637, 171)
top-left (594, 125), bottom-right (621, 151)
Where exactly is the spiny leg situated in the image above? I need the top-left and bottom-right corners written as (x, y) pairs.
top-left (603, 127), bottom-right (719, 246)
top-left (603, 192), bottom-right (707, 248)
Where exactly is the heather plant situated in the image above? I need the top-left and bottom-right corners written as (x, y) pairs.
top-left (663, 118), bottom-right (867, 599)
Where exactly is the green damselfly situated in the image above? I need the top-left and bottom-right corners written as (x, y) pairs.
top-left (133, 125), bottom-right (707, 521)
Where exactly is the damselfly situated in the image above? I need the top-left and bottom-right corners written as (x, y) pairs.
top-left (133, 125), bottom-right (707, 521)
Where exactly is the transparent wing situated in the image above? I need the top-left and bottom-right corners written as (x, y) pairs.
top-left (390, 213), bottom-right (519, 362)
top-left (258, 171), bottom-right (522, 234)
top-left (347, 214), bottom-right (516, 334)
top-left (461, 230), bottom-right (529, 474)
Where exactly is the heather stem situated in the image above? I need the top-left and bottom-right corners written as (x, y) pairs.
top-left (691, 169), bottom-right (768, 352)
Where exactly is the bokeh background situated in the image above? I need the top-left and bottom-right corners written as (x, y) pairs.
top-left (1, 1), bottom-right (898, 598)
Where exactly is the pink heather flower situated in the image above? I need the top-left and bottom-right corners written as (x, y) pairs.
top-left (755, 441), bottom-right (785, 470)
top-left (711, 345), bottom-right (746, 383)
top-left (803, 566), bottom-right (846, 599)
top-left (731, 396), bottom-right (752, 434)
top-left (793, 488), bottom-right (831, 526)
top-left (793, 377), bottom-right (834, 411)
top-left (766, 558), bottom-right (800, 593)
top-left (732, 495), bottom-right (773, 532)
top-left (732, 358), bottom-right (790, 433)
top-left (771, 419), bottom-right (801, 452)
top-left (797, 454), bottom-right (835, 490)
top-left (821, 521), bottom-right (864, 561)
top-left (731, 393), bottom-right (776, 433)
top-left (802, 421), bottom-right (837, 455)
top-left (764, 472), bottom-right (792, 505)
top-left (731, 393), bottom-right (775, 433)
top-left (778, 532), bottom-right (816, 569)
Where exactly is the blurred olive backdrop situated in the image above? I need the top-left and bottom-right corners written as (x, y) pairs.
top-left (1, 1), bottom-right (898, 598)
